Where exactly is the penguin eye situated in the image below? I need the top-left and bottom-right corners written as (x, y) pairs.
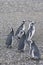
top-left (21, 31), bottom-right (23, 34)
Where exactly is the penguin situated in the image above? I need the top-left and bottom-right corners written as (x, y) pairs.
top-left (18, 31), bottom-right (26, 52)
top-left (26, 21), bottom-right (35, 41)
top-left (15, 20), bottom-right (26, 37)
top-left (5, 28), bottom-right (14, 48)
top-left (29, 40), bottom-right (40, 60)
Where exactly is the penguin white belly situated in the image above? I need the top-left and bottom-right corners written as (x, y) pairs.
top-left (22, 24), bottom-right (25, 31)
top-left (32, 49), bottom-right (34, 58)
top-left (24, 43), bottom-right (26, 51)
top-left (27, 34), bottom-right (31, 41)
top-left (31, 26), bottom-right (35, 38)
top-left (30, 40), bottom-right (32, 53)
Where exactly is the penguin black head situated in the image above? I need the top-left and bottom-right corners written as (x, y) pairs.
top-left (31, 23), bottom-right (34, 26)
top-left (11, 28), bottom-right (14, 36)
top-left (31, 21), bottom-right (35, 25)
top-left (30, 40), bottom-right (35, 47)
top-left (22, 20), bottom-right (26, 24)
top-left (32, 40), bottom-right (35, 44)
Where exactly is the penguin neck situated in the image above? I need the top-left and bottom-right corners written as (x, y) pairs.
top-left (22, 24), bottom-right (25, 31)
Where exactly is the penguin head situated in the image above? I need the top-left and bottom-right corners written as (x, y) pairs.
top-left (31, 40), bottom-right (35, 46)
top-left (31, 21), bottom-right (35, 25)
top-left (22, 20), bottom-right (26, 24)
top-left (18, 30), bottom-right (25, 39)
top-left (29, 40), bottom-right (35, 45)
top-left (11, 28), bottom-right (14, 36)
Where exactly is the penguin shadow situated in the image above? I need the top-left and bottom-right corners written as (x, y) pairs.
top-left (30, 58), bottom-right (40, 65)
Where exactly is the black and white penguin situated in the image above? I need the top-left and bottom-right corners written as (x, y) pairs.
top-left (26, 21), bottom-right (35, 41)
top-left (29, 40), bottom-right (40, 60)
top-left (5, 28), bottom-right (14, 48)
top-left (15, 20), bottom-right (26, 37)
top-left (18, 31), bottom-right (26, 52)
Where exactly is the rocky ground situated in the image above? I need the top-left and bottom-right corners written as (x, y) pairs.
top-left (0, 0), bottom-right (43, 65)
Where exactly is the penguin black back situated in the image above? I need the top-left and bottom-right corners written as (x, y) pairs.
top-left (30, 41), bottom-right (40, 60)
top-left (18, 32), bottom-right (26, 51)
top-left (6, 28), bottom-right (14, 48)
